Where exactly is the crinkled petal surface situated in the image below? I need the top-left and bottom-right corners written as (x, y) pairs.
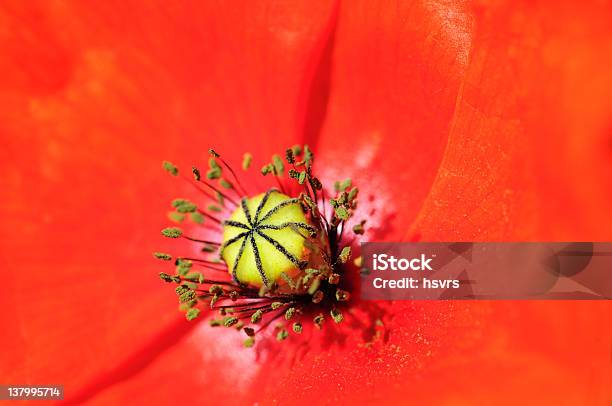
top-left (0, 0), bottom-right (610, 405)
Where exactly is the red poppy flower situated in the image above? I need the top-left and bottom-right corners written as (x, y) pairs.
top-left (1, 1), bottom-right (611, 405)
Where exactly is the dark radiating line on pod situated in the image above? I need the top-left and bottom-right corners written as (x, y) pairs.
top-left (256, 229), bottom-right (306, 269)
top-left (223, 220), bottom-right (250, 230)
top-left (257, 198), bottom-right (300, 224)
top-left (253, 189), bottom-right (276, 224)
top-left (259, 222), bottom-right (315, 234)
top-left (250, 233), bottom-right (270, 287)
top-left (231, 235), bottom-right (249, 283)
top-left (221, 231), bottom-right (249, 253)
top-left (241, 198), bottom-right (253, 226)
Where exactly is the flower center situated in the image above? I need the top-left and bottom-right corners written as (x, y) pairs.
top-left (155, 145), bottom-right (366, 347)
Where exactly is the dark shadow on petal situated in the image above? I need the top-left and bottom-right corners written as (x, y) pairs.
top-left (297, 0), bottom-right (340, 150)
top-left (63, 317), bottom-right (201, 405)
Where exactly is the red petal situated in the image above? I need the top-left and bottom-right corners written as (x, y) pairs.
top-left (315, 0), bottom-right (475, 240)
top-left (261, 302), bottom-right (612, 405)
top-left (409, 1), bottom-right (612, 241)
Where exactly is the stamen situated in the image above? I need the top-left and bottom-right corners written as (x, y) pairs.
top-left (330, 308), bottom-right (344, 323)
top-left (242, 153), bottom-right (253, 170)
top-left (186, 308), bottom-right (200, 321)
top-left (209, 149), bottom-right (249, 198)
top-left (197, 209), bottom-right (223, 225)
top-left (190, 212), bottom-right (205, 224)
top-left (161, 227), bottom-right (182, 238)
top-left (256, 311), bottom-right (285, 333)
top-left (162, 161), bottom-right (179, 176)
top-left (204, 179), bottom-right (240, 207)
top-left (153, 252), bottom-right (172, 261)
top-left (181, 235), bottom-right (221, 246)
top-left (274, 176), bottom-right (288, 196)
top-left (276, 329), bottom-right (288, 341)
top-left (180, 172), bottom-right (213, 200)
top-left (179, 257), bottom-right (224, 267)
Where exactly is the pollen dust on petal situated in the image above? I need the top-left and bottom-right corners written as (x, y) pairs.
top-left (188, 322), bottom-right (259, 388)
